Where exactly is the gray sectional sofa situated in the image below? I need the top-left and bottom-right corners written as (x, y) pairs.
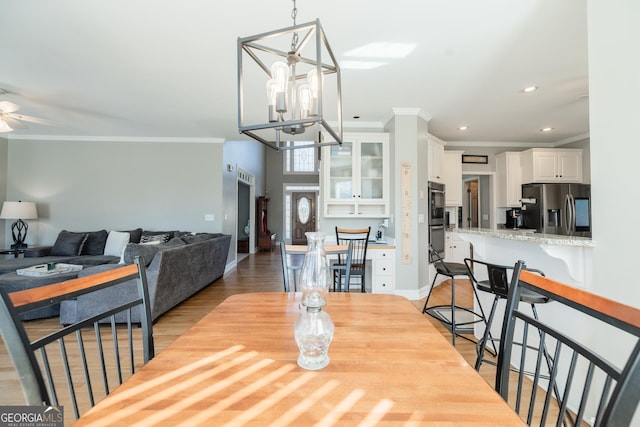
top-left (60, 233), bottom-right (231, 324)
top-left (0, 229), bottom-right (230, 321)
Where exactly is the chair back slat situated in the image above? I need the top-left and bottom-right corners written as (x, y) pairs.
top-left (0, 257), bottom-right (154, 422)
top-left (496, 260), bottom-right (640, 426)
top-left (335, 227), bottom-right (370, 292)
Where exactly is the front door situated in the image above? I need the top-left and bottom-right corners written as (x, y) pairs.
top-left (292, 192), bottom-right (316, 245)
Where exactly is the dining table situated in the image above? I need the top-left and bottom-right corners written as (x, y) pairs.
top-left (73, 292), bottom-right (524, 426)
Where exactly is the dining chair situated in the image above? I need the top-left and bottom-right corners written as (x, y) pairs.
top-left (0, 258), bottom-right (154, 421)
top-left (333, 227), bottom-right (370, 292)
top-left (464, 258), bottom-right (550, 371)
top-left (496, 260), bottom-right (640, 426)
top-left (422, 244), bottom-right (489, 346)
top-left (280, 241), bottom-right (304, 292)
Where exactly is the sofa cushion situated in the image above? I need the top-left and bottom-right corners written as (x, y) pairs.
top-left (142, 230), bottom-right (177, 240)
top-left (104, 230), bottom-right (130, 257)
top-left (121, 228), bottom-right (143, 244)
top-left (50, 231), bottom-right (88, 256)
top-left (140, 233), bottom-right (171, 244)
top-left (123, 238), bottom-right (186, 266)
top-left (181, 233), bottom-right (218, 244)
top-left (80, 230), bottom-right (109, 255)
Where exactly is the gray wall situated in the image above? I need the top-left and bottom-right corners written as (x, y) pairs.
top-left (4, 138), bottom-right (224, 247)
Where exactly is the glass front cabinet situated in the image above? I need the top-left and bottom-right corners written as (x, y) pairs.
top-left (321, 133), bottom-right (389, 218)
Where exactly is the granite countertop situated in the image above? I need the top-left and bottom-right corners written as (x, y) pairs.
top-left (454, 228), bottom-right (595, 248)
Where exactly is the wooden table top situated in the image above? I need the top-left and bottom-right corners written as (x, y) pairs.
top-left (73, 293), bottom-right (523, 426)
top-left (285, 244), bottom-right (348, 254)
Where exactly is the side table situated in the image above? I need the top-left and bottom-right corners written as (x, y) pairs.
top-left (0, 247), bottom-right (49, 258)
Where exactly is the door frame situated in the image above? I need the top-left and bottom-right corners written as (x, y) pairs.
top-left (236, 167), bottom-right (256, 255)
top-left (461, 171), bottom-right (497, 230)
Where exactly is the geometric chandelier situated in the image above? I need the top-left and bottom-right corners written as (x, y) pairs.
top-left (237, 1), bottom-right (342, 151)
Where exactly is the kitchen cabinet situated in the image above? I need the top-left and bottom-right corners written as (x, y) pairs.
top-left (445, 231), bottom-right (470, 264)
top-left (521, 148), bottom-right (583, 184)
top-left (322, 132), bottom-right (389, 218)
top-left (371, 248), bottom-right (395, 294)
top-left (443, 150), bottom-right (463, 206)
top-left (496, 152), bottom-right (523, 207)
top-left (428, 135), bottom-right (445, 183)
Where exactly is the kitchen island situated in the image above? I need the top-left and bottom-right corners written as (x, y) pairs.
top-left (456, 228), bottom-right (593, 288)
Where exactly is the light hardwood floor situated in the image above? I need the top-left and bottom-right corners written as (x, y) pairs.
top-left (0, 250), bottom-right (556, 424)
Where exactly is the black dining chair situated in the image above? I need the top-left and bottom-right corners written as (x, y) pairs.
top-left (496, 260), bottom-right (640, 426)
top-left (280, 241), bottom-right (304, 292)
top-left (0, 259), bottom-right (154, 421)
top-left (333, 227), bottom-right (370, 292)
top-left (422, 244), bottom-right (489, 346)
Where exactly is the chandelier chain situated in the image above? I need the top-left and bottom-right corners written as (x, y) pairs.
top-left (290, 0), bottom-right (299, 51)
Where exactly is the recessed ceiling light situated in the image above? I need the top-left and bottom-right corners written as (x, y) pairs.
top-left (522, 86), bottom-right (538, 93)
top-left (458, 125), bottom-right (469, 131)
top-left (540, 127), bottom-right (553, 132)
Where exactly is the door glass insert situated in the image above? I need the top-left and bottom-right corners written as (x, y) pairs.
top-left (297, 197), bottom-right (311, 224)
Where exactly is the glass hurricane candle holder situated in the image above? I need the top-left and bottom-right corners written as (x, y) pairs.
top-left (294, 301), bottom-right (334, 370)
top-left (299, 231), bottom-right (330, 307)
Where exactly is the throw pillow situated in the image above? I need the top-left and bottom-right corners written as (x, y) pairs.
top-left (80, 230), bottom-right (109, 255)
top-left (120, 228), bottom-right (143, 244)
top-left (103, 230), bottom-right (130, 257)
top-left (140, 233), bottom-right (171, 244)
top-left (50, 230), bottom-right (88, 256)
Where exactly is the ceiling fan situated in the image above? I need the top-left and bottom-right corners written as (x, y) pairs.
top-left (0, 100), bottom-right (55, 132)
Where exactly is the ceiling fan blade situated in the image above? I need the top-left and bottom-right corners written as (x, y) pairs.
top-left (7, 113), bottom-right (56, 126)
top-left (0, 120), bottom-right (13, 132)
top-left (4, 116), bottom-right (27, 129)
top-left (0, 101), bottom-right (20, 113)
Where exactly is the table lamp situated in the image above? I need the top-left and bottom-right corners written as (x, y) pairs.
top-left (0, 201), bottom-right (38, 249)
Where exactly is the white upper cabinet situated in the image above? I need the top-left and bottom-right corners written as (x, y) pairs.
top-left (496, 152), bottom-right (523, 207)
top-left (428, 135), bottom-right (445, 183)
top-left (321, 132), bottom-right (389, 218)
top-left (521, 148), bottom-right (583, 183)
top-left (443, 151), bottom-right (463, 206)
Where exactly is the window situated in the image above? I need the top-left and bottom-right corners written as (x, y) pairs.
top-left (284, 141), bottom-right (319, 174)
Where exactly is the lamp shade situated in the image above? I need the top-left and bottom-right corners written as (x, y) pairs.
top-left (0, 201), bottom-right (38, 220)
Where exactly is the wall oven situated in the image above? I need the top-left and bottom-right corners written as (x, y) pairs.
top-left (428, 181), bottom-right (445, 225)
top-left (428, 181), bottom-right (446, 261)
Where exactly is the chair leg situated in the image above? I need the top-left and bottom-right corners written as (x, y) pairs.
top-left (450, 277), bottom-right (456, 346)
top-left (475, 296), bottom-right (499, 370)
top-left (422, 274), bottom-right (439, 313)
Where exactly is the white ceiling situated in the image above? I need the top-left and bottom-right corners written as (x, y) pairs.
top-left (0, 0), bottom-right (589, 145)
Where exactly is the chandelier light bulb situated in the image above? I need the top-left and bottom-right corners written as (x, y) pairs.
top-left (270, 62), bottom-right (289, 113)
top-left (298, 83), bottom-right (312, 118)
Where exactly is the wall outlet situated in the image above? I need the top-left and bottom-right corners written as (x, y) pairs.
top-left (204, 214), bottom-right (215, 221)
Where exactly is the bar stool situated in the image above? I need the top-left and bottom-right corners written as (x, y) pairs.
top-left (422, 245), bottom-right (490, 346)
top-left (464, 258), bottom-right (549, 370)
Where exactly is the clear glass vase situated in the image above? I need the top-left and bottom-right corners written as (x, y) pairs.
top-left (299, 231), bottom-right (330, 308)
top-left (294, 304), bottom-right (334, 370)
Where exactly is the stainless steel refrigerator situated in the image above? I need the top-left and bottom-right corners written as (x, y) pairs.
top-left (521, 183), bottom-right (592, 237)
